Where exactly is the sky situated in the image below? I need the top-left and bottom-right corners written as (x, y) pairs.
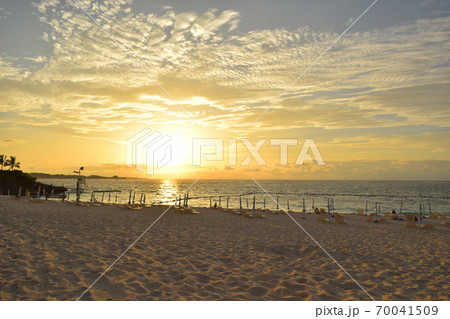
top-left (0, 0), bottom-right (449, 180)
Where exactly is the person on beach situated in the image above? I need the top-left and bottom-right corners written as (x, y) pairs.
top-left (392, 210), bottom-right (397, 214)
top-left (214, 202), bottom-right (217, 208)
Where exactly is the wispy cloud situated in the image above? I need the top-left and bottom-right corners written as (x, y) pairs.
top-left (0, 1), bottom-right (449, 178)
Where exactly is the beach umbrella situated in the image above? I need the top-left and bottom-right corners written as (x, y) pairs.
top-left (287, 200), bottom-right (290, 210)
top-left (252, 195), bottom-right (255, 213)
top-left (419, 202), bottom-right (423, 226)
top-left (302, 198), bottom-right (306, 219)
top-left (374, 202), bottom-right (379, 222)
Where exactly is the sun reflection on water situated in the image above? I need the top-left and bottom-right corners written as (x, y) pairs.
top-left (156, 180), bottom-right (179, 205)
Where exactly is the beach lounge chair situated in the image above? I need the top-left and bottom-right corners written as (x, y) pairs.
top-left (317, 216), bottom-right (330, 223)
top-left (253, 212), bottom-right (265, 218)
top-left (379, 217), bottom-right (388, 223)
top-left (357, 208), bottom-right (364, 216)
top-left (440, 214), bottom-right (447, 219)
top-left (405, 215), bottom-right (416, 221)
top-left (318, 212), bottom-right (331, 223)
top-left (240, 210), bottom-right (254, 218)
top-left (335, 214), bottom-right (346, 224)
top-left (391, 214), bottom-right (399, 220)
top-left (369, 213), bottom-right (375, 217)
top-left (406, 223), bottom-right (417, 229)
top-left (319, 208), bottom-right (326, 214)
top-left (430, 212), bottom-right (440, 219)
top-left (365, 216), bottom-right (373, 222)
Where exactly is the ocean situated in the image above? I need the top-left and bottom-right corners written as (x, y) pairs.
top-left (37, 179), bottom-right (450, 215)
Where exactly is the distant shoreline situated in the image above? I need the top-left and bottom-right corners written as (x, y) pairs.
top-left (30, 173), bottom-right (132, 180)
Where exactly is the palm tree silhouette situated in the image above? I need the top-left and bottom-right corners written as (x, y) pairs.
top-left (7, 156), bottom-right (20, 171)
top-left (0, 154), bottom-right (5, 170)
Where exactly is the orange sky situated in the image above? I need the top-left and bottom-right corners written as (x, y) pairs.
top-left (0, 0), bottom-right (449, 180)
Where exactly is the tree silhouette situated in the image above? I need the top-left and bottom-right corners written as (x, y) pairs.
top-left (6, 156), bottom-right (21, 171)
top-left (0, 154), bottom-right (5, 170)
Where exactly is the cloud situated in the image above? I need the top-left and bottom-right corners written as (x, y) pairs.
top-left (0, 6), bottom-right (11, 19)
top-left (0, 138), bottom-right (25, 146)
top-left (0, 1), bottom-right (448, 140)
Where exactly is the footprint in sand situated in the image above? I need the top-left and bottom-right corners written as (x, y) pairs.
top-left (249, 286), bottom-right (267, 297)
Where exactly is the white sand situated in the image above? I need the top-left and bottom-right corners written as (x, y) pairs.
top-left (0, 197), bottom-right (448, 301)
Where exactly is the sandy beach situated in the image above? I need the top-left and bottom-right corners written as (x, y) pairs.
top-left (0, 197), bottom-right (448, 301)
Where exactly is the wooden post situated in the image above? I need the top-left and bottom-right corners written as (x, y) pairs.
top-left (302, 198), bottom-right (306, 219)
top-left (239, 196), bottom-right (242, 210)
top-left (252, 195), bottom-right (255, 213)
top-left (263, 197), bottom-right (266, 210)
top-left (128, 190), bottom-right (132, 205)
top-left (108, 193), bottom-right (111, 203)
top-left (101, 192), bottom-right (105, 202)
top-left (115, 194), bottom-right (118, 203)
top-left (132, 192), bottom-right (136, 204)
top-left (327, 198), bottom-right (331, 216)
top-left (276, 196), bottom-right (279, 210)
